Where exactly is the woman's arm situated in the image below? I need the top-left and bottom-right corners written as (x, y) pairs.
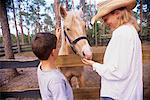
top-left (82, 26), bottom-right (135, 81)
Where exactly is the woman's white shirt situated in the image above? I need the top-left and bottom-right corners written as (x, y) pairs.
top-left (92, 23), bottom-right (143, 100)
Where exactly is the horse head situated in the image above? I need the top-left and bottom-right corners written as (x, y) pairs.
top-left (59, 6), bottom-right (92, 59)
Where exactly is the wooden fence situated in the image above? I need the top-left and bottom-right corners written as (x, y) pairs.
top-left (0, 48), bottom-right (150, 99)
top-left (0, 44), bottom-right (32, 57)
top-left (0, 53), bottom-right (102, 99)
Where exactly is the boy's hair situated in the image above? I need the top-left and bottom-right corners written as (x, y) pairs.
top-left (32, 32), bottom-right (57, 60)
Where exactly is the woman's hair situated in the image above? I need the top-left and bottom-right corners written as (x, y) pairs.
top-left (114, 7), bottom-right (140, 31)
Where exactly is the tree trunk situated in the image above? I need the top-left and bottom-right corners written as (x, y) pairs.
top-left (66, 0), bottom-right (69, 11)
top-left (140, 0), bottom-right (143, 33)
top-left (54, 0), bottom-right (62, 53)
top-left (72, 0), bottom-right (74, 9)
top-left (80, 0), bottom-right (85, 7)
top-left (37, 4), bottom-right (40, 33)
top-left (0, 1), bottom-right (14, 58)
top-left (19, 2), bottom-right (25, 44)
top-left (90, 0), bottom-right (92, 15)
top-left (27, 28), bottom-right (31, 44)
top-left (12, 0), bottom-right (21, 53)
top-left (0, 0), bottom-right (19, 77)
top-left (54, 0), bottom-right (61, 28)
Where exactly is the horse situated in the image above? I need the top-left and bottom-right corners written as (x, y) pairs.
top-left (58, 6), bottom-right (92, 88)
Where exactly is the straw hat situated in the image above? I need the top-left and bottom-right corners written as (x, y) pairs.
top-left (91, 0), bottom-right (136, 24)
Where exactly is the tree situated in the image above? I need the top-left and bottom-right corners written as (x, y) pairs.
top-left (43, 14), bottom-right (53, 32)
top-left (18, 0), bottom-right (25, 44)
top-left (0, 0), bottom-right (14, 59)
top-left (140, 0), bottom-right (143, 33)
top-left (12, 0), bottom-right (21, 52)
top-left (0, 0), bottom-right (19, 76)
top-left (29, 0), bottom-right (46, 33)
top-left (20, 0), bottom-right (31, 44)
top-left (66, 0), bottom-right (69, 11)
top-left (80, 0), bottom-right (86, 13)
top-left (136, 0), bottom-right (149, 34)
top-left (54, 0), bottom-right (61, 28)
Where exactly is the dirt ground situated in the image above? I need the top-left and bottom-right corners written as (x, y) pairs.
top-left (0, 42), bottom-right (150, 99)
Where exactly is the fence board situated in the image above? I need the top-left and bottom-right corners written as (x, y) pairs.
top-left (0, 59), bottom-right (39, 69)
top-left (0, 44), bottom-right (32, 57)
top-left (0, 53), bottom-right (103, 69)
top-left (0, 50), bottom-right (149, 69)
top-left (1, 89), bottom-right (40, 99)
top-left (0, 87), bottom-right (100, 99)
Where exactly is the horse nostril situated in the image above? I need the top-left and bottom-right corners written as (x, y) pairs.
top-left (82, 52), bottom-right (85, 56)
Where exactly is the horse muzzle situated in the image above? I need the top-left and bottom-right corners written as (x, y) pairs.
top-left (82, 44), bottom-right (92, 60)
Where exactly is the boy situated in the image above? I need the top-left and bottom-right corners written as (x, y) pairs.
top-left (32, 29), bottom-right (73, 100)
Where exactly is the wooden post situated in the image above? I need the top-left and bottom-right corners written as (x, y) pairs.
top-left (140, 0), bottom-right (143, 33)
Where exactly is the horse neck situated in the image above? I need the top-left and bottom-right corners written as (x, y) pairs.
top-left (58, 20), bottom-right (69, 55)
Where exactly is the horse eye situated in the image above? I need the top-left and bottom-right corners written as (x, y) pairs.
top-left (67, 28), bottom-right (70, 31)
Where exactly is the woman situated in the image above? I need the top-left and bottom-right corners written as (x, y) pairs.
top-left (82, 0), bottom-right (143, 100)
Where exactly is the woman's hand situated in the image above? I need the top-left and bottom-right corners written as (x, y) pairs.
top-left (81, 58), bottom-right (95, 66)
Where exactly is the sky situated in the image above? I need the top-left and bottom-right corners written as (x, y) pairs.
top-left (0, 0), bottom-right (98, 36)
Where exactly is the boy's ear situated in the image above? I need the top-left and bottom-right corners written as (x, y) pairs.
top-left (51, 49), bottom-right (56, 56)
top-left (59, 5), bottom-right (67, 19)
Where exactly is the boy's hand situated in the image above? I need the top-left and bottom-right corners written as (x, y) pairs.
top-left (81, 58), bottom-right (95, 66)
top-left (55, 27), bottom-right (61, 40)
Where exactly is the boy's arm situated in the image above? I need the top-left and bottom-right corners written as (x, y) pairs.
top-left (55, 27), bottom-right (61, 50)
top-left (55, 28), bottom-right (61, 40)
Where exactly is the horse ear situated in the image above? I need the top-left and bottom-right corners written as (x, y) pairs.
top-left (79, 7), bottom-right (84, 17)
top-left (59, 5), bottom-right (67, 19)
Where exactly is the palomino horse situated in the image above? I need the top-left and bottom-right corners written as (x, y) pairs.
top-left (59, 6), bottom-right (92, 88)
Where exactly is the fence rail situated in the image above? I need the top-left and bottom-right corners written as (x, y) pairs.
top-left (0, 87), bottom-right (100, 99)
top-left (0, 44), bottom-right (32, 57)
top-left (0, 53), bottom-right (103, 69)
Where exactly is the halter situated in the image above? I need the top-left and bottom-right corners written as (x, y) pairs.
top-left (64, 30), bottom-right (88, 54)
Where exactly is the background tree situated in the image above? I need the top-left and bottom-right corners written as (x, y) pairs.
top-left (27, 0), bottom-right (46, 34)
top-left (54, 0), bottom-right (61, 28)
top-left (0, 0), bottom-right (19, 77)
top-left (43, 14), bottom-right (53, 32)
top-left (18, 0), bottom-right (25, 44)
top-left (12, 0), bottom-right (21, 52)
top-left (136, 0), bottom-right (149, 34)
top-left (0, 0), bottom-right (14, 59)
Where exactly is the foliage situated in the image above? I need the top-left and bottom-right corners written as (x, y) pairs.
top-left (136, 0), bottom-right (149, 29)
top-left (2, 0), bottom-right (149, 45)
